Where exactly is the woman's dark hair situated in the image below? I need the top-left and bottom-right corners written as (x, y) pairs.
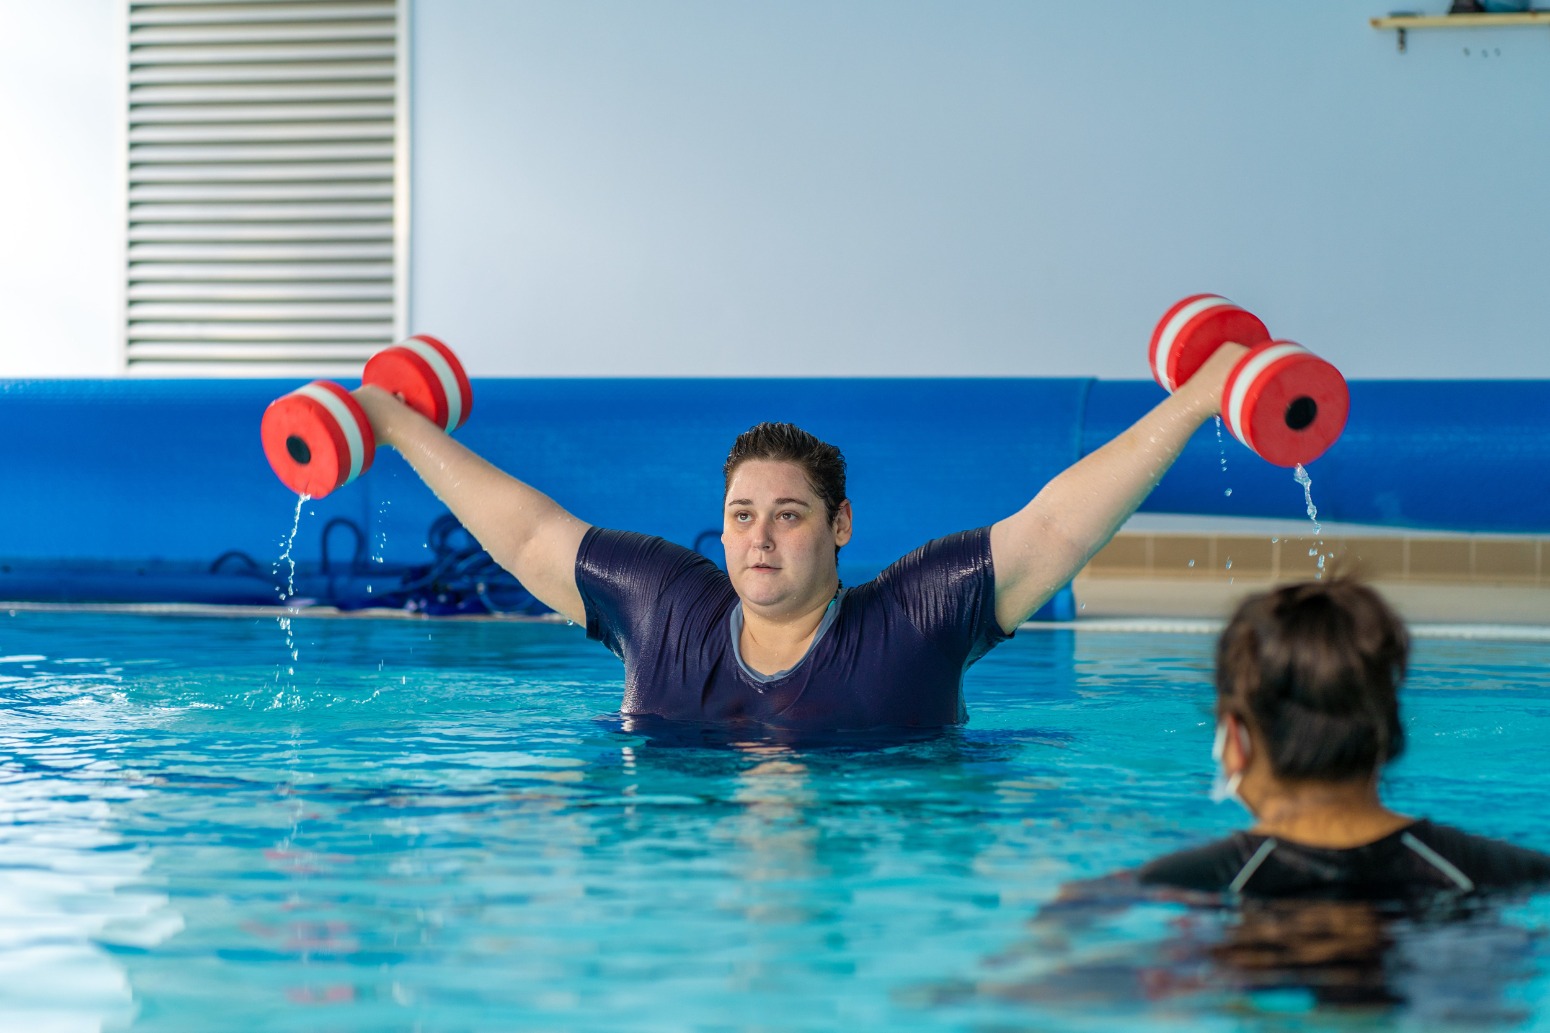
top-left (1216, 578), bottom-right (1409, 782)
top-left (723, 422), bottom-right (847, 525)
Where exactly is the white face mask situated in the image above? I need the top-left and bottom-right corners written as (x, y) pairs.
top-left (1210, 721), bottom-right (1246, 807)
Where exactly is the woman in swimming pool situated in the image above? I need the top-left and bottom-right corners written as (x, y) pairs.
top-left (351, 344), bottom-right (1245, 731)
top-left (1140, 577), bottom-right (1550, 898)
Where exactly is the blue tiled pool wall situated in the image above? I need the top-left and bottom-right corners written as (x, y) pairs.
top-left (2, 378), bottom-right (1547, 610)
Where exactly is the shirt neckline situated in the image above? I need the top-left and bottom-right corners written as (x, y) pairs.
top-left (1240, 818), bottom-right (1424, 855)
top-left (729, 588), bottom-right (848, 686)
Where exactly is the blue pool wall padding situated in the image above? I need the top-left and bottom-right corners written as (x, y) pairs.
top-left (2, 378), bottom-right (1547, 607)
top-left (1082, 380), bottom-right (1550, 532)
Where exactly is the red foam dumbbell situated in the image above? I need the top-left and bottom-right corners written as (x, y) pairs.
top-left (1221, 341), bottom-right (1348, 469)
top-left (260, 334), bottom-right (473, 498)
top-left (1150, 295), bottom-right (1348, 468)
top-left (259, 380), bottom-right (376, 500)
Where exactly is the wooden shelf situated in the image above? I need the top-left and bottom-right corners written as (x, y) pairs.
top-left (1372, 11), bottom-right (1550, 51)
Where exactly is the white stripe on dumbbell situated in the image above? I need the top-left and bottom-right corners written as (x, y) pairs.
top-left (1225, 342), bottom-right (1307, 448)
top-left (294, 382), bottom-right (367, 486)
top-left (1154, 295), bottom-right (1234, 393)
top-left (397, 336), bottom-right (463, 431)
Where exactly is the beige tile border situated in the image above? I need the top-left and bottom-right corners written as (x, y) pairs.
top-left (1081, 531), bottom-right (1547, 586)
top-left (1070, 576), bottom-right (1550, 626)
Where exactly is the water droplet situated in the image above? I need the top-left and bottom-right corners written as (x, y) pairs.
top-left (1294, 464), bottom-right (1322, 534)
top-left (1223, 488), bottom-right (1233, 497)
top-left (1187, 559), bottom-right (1196, 568)
top-left (273, 496), bottom-right (308, 701)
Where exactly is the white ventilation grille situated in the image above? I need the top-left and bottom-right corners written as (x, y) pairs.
top-left (126, 0), bottom-right (404, 376)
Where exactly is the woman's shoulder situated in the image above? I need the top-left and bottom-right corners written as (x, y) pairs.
top-left (1136, 831), bottom-right (1267, 893)
top-left (870, 527), bottom-right (993, 583)
top-left (1140, 820), bottom-right (1550, 899)
top-left (1401, 819), bottom-right (1550, 891)
top-left (576, 527), bottom-right (734, 626)
top-left (579, 527), bottom-right (725, 580)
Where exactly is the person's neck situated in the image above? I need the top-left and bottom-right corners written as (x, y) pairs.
top-left (739, 584), bottom-right (838, 673)
top-left (1245, 777), bottom-right (1412, 849)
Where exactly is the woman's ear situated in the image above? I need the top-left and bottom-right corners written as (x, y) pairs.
top-left (1218, 714), bottom-right (1253, 774)
top-left (832, 499), bottom-right (853, 547)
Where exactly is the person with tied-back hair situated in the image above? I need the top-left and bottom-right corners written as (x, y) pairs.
top-left (351, 345), bottom-right (1246, 730)
top-left (1139, 578), bottom-right (1550, 898)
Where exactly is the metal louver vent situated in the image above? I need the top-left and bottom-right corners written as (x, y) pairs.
top-left (126, 0), bottom-right (404, 376)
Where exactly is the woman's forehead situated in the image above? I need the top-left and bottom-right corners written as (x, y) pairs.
top-left (724, 459), bottom-right (819, 501)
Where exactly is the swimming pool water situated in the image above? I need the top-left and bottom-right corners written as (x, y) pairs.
top-left (3, 608), bottom-right (1549, 1032)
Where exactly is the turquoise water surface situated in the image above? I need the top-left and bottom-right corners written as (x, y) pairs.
top-left (2, 608), bottom-right (1549, 1032)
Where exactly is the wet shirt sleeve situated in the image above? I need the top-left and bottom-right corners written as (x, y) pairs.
top-left (872, 526), bottom-right (1010, 670)
top-left (573, 526), bottom-right (728, 661)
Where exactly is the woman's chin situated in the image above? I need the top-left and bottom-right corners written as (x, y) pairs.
top-left (734, 574), bottom-right (794, 609)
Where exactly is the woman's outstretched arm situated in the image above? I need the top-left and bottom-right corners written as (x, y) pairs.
top-left (989, 344), bottom-right (1246, 633)
top-left (354, 385), bottom-right (591, 624)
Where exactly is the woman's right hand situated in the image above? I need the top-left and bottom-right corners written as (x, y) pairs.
top-left (353, 383), bottom-right (430, 451)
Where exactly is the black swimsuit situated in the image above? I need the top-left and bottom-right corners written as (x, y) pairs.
top-left (1139, 819), bottom-right (1550, 899)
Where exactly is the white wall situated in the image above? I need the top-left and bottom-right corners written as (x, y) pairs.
top-left (0, 0), bottom-right (121, 377)
top-left (6, 1), bottom-right (1549, 379)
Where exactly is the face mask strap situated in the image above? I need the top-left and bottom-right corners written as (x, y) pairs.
top-left (1210, 716), bottom-right (1251, 808)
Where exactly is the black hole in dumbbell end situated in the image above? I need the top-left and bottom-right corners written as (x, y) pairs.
top-left (286, 435), bottom-right (312, 465)
top-left (1285, 397), bottom-right (1317, 431)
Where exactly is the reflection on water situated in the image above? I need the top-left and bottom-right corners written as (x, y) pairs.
top-left (935, 877), bottom-right (1544, 1025)
top-left (0, 712), bottom-right (178, 1030)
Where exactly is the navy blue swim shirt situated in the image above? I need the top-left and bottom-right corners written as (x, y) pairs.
top-left (575, 525), bottom-right (1010, 730)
